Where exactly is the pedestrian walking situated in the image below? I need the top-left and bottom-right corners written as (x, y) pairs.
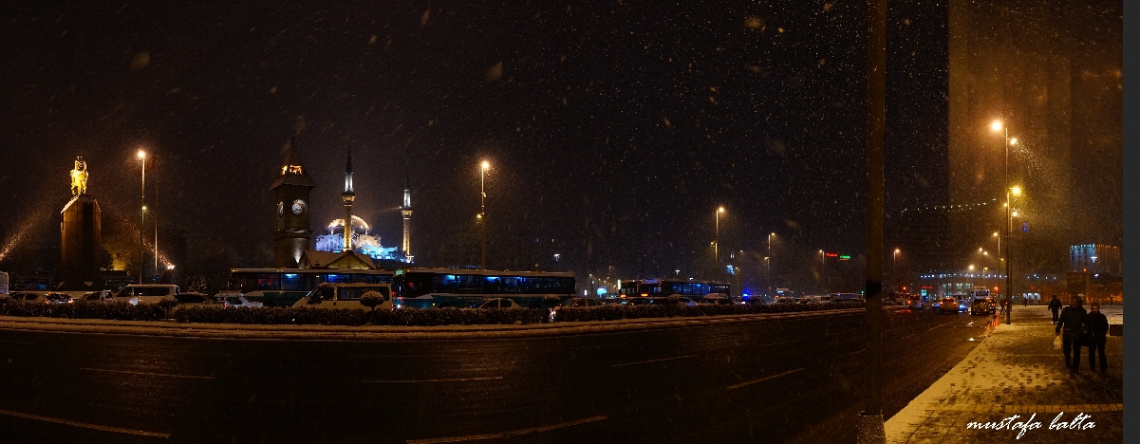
top-left (1056, 296), bottom-right (1087, 371)
top-left (1085, 302), bottom-right (1109, 373)
top-left (1048, 295), bottom-right (1062, 324)
top-left (1023, 294), bottom-right (1027, 307)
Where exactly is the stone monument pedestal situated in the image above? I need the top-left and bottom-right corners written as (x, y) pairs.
top-left (59, 194), bottom-right (102, 290)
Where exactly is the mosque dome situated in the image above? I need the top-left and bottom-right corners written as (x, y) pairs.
top-left (326, 215), bottom-right (371, 233)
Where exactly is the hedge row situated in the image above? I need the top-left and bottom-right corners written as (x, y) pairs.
top-left (170, 306), bottom-right (546, 326)
top-left (0, 300), bottom-right (174, 321)
top-left (0, 299), bottom-right (865, 327)
top-left (552, 300), bottom-right (866, 322)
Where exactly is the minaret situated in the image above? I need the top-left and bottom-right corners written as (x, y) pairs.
top-left (271, 137), bottom-right (316, 268)
top-left (341, 149), bottom-right (355, 252)
top-left (400, 176), bottom-right (413, 260)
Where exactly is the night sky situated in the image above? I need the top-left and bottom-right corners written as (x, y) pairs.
top-left (1, 1), bottom-right (951, 279)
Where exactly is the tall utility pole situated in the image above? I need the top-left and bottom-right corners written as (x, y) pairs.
top-left (857, 0), bottom-right (887, 441)
top-left (768, 232), bottom-right (775, 291)
top-left (819, 250), bottom-right (827, 294)
top-left (480, 160), bottom-right (489, 269)
top-left (991, 120), bottom-right (1016, 325)
top-left (137, 149), bottom-right (146, 284)
top-left (1003, 128), bottom-right (1013, 325)
top-left (153, 155), bottom-right (158, 281)
top-left (714, 206), bottom-right (725, 281)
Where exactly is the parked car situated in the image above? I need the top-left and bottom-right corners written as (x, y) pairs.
top-left (172, 292), bottom-right (214, 308)
top-left (294, 283), bottom-right (392, 310)
top-left (560, 297), bottom-right (602, 308)
top-left (938, 296), bottom-right (959, 314)
top-left (9, 291), bottom-right (71, 305)
top-left (906, 295), bottom-right (924, 310)
top-left (7, 291), bottom-right (42, 303)
top-left (699, 294), bottom-right (732, 305)
top-left (831, 292), bottom-right (864, 302)
top-left (79, 290), bottom-right (114, 303)
top-left (115, 284), bottom-right (180, 306)
top-left (215, 294), bottom-right (265, 308)
top-left (470, 298), bottom-right (520, 309)
top-left (970, 296), bottom-right (997, 316)
top-left (45, 293), bottom-right (74, 305)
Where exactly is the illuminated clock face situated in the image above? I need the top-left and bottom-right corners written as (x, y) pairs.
top-left (291, 199), bottom-right (306, 215)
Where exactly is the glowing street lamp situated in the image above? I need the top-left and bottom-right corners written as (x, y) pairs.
top-left (991, 120), bottom-right (1017, 324)
top-left (714, 206), bottom-right (725, 281)
top-left (819, 249), bottom-right (826, 293)
top-left (892, 248), bottom-right (900, 288)
top-left (767, 232), bottom-right (776, 292)
top-left (137, 149), bottom-right (147, 283)
top-left (479, 160), bottom-right (490, 269)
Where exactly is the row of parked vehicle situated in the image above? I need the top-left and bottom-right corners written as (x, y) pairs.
top-left (2, 285), bottom-right (264, 309)
top-left (4, 291), bottom-right (77, 305)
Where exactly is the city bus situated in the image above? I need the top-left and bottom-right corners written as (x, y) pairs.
top-left (613, 279), bottom-right (640, 299)
top-left (631, 278), bottom-right (731, 301)
top-left (392, 268), bottom-right (576, 309)
top-left (228, 268), bottom-right (395, 307)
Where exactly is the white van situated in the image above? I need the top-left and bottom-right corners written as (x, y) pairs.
top-left (292, 283), bottom-right (392, 310)
top-left (114, 284), bottom-right (180, 305)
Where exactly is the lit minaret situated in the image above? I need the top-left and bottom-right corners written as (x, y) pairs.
top-left (341, 149), bottom-right (355, 252)
top-left (400, 176), bottom-right (412, 260)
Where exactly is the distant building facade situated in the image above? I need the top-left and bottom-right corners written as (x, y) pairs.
top-left (1070, 244), bottom-right (1121, 276)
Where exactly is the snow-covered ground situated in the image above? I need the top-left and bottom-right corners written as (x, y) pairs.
top-left (1100, 304), bottom-right (1123, 325)
top-left (885, 304), bottom-right (1124, 443)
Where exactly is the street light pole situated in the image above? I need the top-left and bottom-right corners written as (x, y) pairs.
top-left (714, 206), bottom-right (725, 281)
top-left (137, 149), bottom-right (146, 284)
top-left (1004, 126), bottom-right (1012, 324)
top-left (993, 120), bottom-right (1013, 325)
top-left (764, 256), bottom-right (770, 293)
top-left (893, 248), bottom-right (900, 290)
top-left (480, 160), bottom-right (489, 269)
top-left (819, 249), bottom-right (826, 293)
top-left (768, 232), bottom-right (775, 292)
top-left (153, 154), bottom-right (158, 282)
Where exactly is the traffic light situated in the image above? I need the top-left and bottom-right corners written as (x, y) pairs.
top-left (1022, 222), bottom-right (1028, 232)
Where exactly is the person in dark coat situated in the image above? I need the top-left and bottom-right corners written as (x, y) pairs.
top-left (1055, 296), bottom-right (1087, 371)
top-left (1047, 295), bottom-right (1063, 324)
top-left (1085, 302), bottom-right (1110, 373)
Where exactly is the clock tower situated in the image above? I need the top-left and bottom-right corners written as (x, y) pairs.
top-left (270, 138), bottom-right (316, 268)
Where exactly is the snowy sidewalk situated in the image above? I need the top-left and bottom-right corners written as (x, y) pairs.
top-left (883, 304), bottom-right (1124, 443)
